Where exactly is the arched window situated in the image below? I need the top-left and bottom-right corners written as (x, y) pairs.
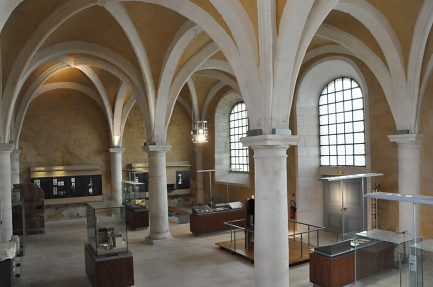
top-left (229, 102), bottom-right (249, 172)
top-left (319, 77), bottom-right (365, 166)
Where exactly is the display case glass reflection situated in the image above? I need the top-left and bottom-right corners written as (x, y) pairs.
top-left (86, 202), bottom-right (128, 256)
top-left (122, 181), bottom-right (148, 209)
top-left (354, 229), bottom-right (417, 286)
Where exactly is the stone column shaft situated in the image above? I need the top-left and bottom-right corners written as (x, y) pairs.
top-left (10, 149), bottom-right (21, 185)
top-left (145, 144), bottom-right (171, 242)
top-left (110, 147), bottom-right (124, 203)
top-left (388, 134), bottom-right (422, 234)
top-left (241, 135), bottom-right (298, 287)
top-left (0, 144), bottom-right (14, 242)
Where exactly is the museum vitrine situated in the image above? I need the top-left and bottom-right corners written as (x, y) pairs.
top-left (122, 181), bottom-right (147, 209)
top-left (86, 202), bottom-right (128, 256)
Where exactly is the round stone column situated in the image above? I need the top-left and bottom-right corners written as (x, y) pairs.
top-left (109, 147), bottom-right (124, 203)
top-left (10, 149), bottom-right (21, 185)
top-left (0, 144), bottom-right (14, 242)
top-left (388, 134), bottom-right (422, 234)
top-left (194, 145), bottom-right (204, 204)
top-left (241, 135), bottom-right (298, 287)
top-left (144, 144), bottom-right (172, 243)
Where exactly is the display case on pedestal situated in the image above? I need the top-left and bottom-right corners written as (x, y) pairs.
top-left (85, 202), bottom-right (134, 287)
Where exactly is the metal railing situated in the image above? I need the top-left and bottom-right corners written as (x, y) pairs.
top-left (224, 219), bottom-right (324, 259)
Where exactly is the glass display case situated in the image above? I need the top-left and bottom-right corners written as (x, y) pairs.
top-left (86, 202), bottom-right (128, 256)
top-left (410, 239), bottom-right (433, 287)
top-left (122, 181), bottom-right (147, 209)
top-left (354, 229), bottom-right (417, 286)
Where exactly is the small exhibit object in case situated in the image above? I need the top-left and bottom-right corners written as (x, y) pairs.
top-left (86, 202), bottom-right (128, 256)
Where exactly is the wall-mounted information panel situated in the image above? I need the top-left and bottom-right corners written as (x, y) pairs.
top-left (31, 165), bottom-right (102, 202)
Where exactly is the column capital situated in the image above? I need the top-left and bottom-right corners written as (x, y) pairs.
top-left (11, 149), bottom-right (21, 157)
top-left (144, 144), bottom-right (172, 153)
top-left (109, 146), bottom-right (124, 154)
top-left (388, 134), bottom-right (423, 145)
top-left (0, 144), bottom-right (14, 154)
top-left (240, 134), bottom-right (299, 148)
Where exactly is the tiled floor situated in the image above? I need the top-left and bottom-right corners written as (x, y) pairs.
top-left (20, 218), bottom-right (410, 287)
top-left (21, 218), bottom-right (323, 287)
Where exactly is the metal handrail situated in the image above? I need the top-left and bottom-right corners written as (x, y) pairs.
top-left (223, 219), bottom-right (325, 260)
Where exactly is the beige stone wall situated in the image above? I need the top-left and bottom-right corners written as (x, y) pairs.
top-left (19, 89), bottom-right (111, 220)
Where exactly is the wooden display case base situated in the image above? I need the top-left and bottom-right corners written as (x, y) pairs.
top-left (125, 206), bottom-right (149, 230)
top-left (84, 244), bottom-right (134, 287)
top-left (190, 209), bottom-right (246, 235)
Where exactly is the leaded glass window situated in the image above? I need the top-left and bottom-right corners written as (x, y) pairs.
top-left (229, 102), bottom-right (249, 172)
top-left (319, 77), bottom-right (366, 166)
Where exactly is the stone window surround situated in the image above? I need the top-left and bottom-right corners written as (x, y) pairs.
top-left (295, 57), bottom-right (371, 227)
top-left (214, 91), bottom-right (249, 185)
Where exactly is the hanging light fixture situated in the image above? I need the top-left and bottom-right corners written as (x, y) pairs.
top-left (191, 120), bottom-right (208, 143)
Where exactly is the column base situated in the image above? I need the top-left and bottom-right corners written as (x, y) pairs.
top-left (144, 232), bottom-right (172, 245)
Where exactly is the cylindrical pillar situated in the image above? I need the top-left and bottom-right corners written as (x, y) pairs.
top-left (194, 145), bottom-right (204, 204)
top-left (10, 149), bottom-right (21, 185)
top-left (241, 135), bottom-right (298, 287)
top-left (0, 144), bottom-right (14, 242)
top-left (388, 134), bottom-right (422, 234)
top-left (109, 147), bottom-right (124, 203)
top-left (144, 144), bottom-right (171, 243)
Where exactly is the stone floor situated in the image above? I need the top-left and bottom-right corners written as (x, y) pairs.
top-left (19, 218), bottom-right (404, 287)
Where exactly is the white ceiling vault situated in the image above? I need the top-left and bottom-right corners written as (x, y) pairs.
top-left (0, 0), bottom-right (432, 145)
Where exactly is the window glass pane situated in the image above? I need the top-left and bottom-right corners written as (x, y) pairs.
top-left (338, 156), bottom-right (345, 166)
top-left (319, 95), bottom-right (327, 105)
top-left (337, 145), bottom-right (345, 155)
top-left (320, 115), bottom-right (329, 125)
top-left (337, 134), bottom-right (345, 144)
top-left (344, 111), bottom-right (352, 122)
top-left (320, 126), bottom-right (328, 135)
top-left (320, 136), bottom-right (329, 145)
top-left (346, 145), bottom-right (354, 155)
top-left (344, 101), bottom-right (352, 111)
top-left (354, 144), bottom-right (365, 155)
top-left (328, 103), bottom-right (336, 114)
top-left (354, 156), bottom-right (365, 166)
top-left (354, 133), bottom-right (365, 144)
top-left (343, 78), bottom-right (352, 90)
top-left (328, 92), bottom-right (335, 103)
top-left (352, 88), bottom-right (362, 99)
top-left (329, 124), bottom-right (336, 134)
top-left (336, 113), bottom-right (344, 123)
top-left (353, 98), bottom-right (363, 110)
top-left (329, 145), bottom-right (337, 155)
top-left (319, 105), bottom-right (327, 115)
top-left (336, 123), bottom-right (345, 133)
top-left (329, 135), bottom-right (337, 145)
top-left (345, 134), bottom-right (354, 144)
top-left (336, 102), bottom-right (344, 113)
top-left (328, 114), bottom-right (336, 124)
top-left (321, 146), bottom-right (329, 156)
top-left (343, 90), bottom-right (352, 101)
top-left (336, 91), bottom-right (343, 102)
top-left (335, 78), bottom-right (343, 91)
top-left (345, 123), bottom-right (353, 133)
top-left (346, 156), bottom-right (354, 165)
top-left (330, 156), bottom-right (337, 166)
top-left (328, 82), bottom-right (335, 93)
top-left (353, 121), bottom-right (364, 132)
top-left (321, 156), bottom-right (329, 166)
top-left (353, 110), bottom-right (364, 121)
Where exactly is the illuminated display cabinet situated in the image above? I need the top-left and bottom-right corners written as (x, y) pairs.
top-left (122, 181), bottom-right (147, 208)
top-left (86, 202), bottom-right (128, 256)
